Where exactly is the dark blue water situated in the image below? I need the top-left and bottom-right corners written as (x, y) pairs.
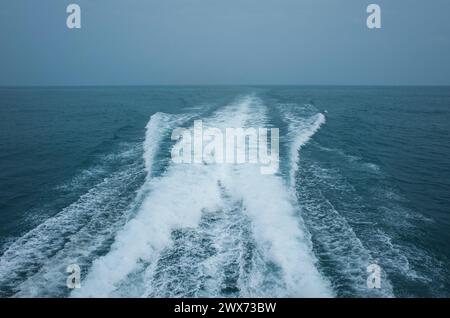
top-left (0, 86), bottom-right (449, 297)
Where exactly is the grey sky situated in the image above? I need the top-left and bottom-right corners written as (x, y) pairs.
top-left (1, 0), bottom-right (450, 85)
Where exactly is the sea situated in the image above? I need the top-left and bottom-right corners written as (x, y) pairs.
top-left (0, 86), bottom-right (449, 297)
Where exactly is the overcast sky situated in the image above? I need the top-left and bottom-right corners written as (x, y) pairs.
top-left (1, 0), bottom-right (450, 85)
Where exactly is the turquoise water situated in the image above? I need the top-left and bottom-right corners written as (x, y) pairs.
top-left (0, 86), bottom-right (449, 297)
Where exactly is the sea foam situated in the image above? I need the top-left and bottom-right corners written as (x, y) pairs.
top-left (73, 96), bottom-right (333, 297)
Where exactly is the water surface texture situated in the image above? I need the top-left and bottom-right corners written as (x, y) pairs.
top-left (0, 86), bottom-right (449, 297)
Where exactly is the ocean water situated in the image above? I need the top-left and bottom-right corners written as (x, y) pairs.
top-left (0, 86), bottom-right (449, 297)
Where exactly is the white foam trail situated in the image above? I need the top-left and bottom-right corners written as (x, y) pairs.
top-left (72, 165), bottom-right (222, 297)
top-left (73, 96), bottom-right (333, 297)
top-left (72, 98), bottom-right (251, 297)
top-left (143, 112), bottom-right (191, 177)
top-left (287, 112), bottom-right (326, 186)
top-left (215, 99), bottom-right (330, 296)
top-left (206, 98), bottom-right (332, 296)
top-left (71, 111), bottom-right (208, 297)
top-left (221, 166), bottom-right (333, 297)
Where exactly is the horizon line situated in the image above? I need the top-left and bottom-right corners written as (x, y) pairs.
top-left (2, 84), bottom-right (450, 88)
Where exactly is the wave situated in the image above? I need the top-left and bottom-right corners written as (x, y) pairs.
top-left (288, 113), bottom-right (326, 186)
top-left (143, 112), bottom-right (193, 178)
top-left (73, 95), bottom-right (333, 297)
